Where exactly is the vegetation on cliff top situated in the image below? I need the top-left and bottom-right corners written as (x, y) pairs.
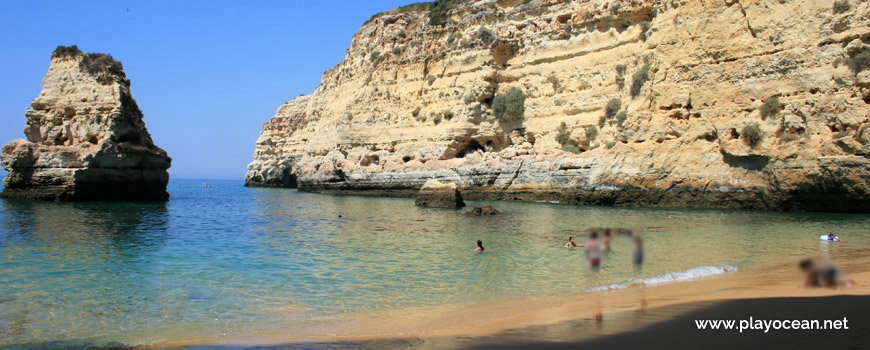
top-left (363, 0), bottom-right (457, 25)
top-left (51, 45), bottom-right (126, 85)
top-left (52, 45), bottom-right (83, 59)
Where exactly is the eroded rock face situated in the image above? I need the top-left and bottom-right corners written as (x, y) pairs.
top-left (247, 0), bottom-right (870, 212)
top-left (0, 46), bottom-right (171, 201)
top-left (415, 179), bottom-right (466, 208)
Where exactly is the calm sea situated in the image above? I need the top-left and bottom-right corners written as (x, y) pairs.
top-left (1, 179), bottom-right (868, 346)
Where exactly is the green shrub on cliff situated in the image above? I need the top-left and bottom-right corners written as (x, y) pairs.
top-left (478, 27), bottom-right (496, 45)
top-left (833, 0), bottom-right (850, 13)
top-left (490, 88), bottom-right (526, 120)
top-left (492, 95), bottom-right (506, 116)
top-left (585, 125), bottom-right (599, 140)
top-left (630, 63), bottom-right (651, 98)
top-left (492, 88), bottom-right (526, 119)
top-left (557, 122), bottom-right (581, 153)
top-left (432, 112), bottom-right (442, 125)
top-left (615, 64), bottom-right (627, 89)
top-left (447, 32), bottom-right (461, 46)
top-left (364, 2), bottom-right (432, 25)
top-left (847, 51), bottom-right (870, 74)
top-left (503, 87), bottom-right (526, 119)
top-left (742, 123), bottom-right (763, 147)
top-left (412, 107), bottom-right (421, 118)
top-left (547, 75), bottom-right (561, 93)
top-left (605, 98), bottom-right (621, 120)
top-left (616, 111), bottom-right (628, 126)
top-left (758, 96), bottom-right (781, 119)
top-left (556, 122), bottom-right (571, 145)
top-left (429, 0), bottom-right (457, 26)
top-left (443, 110), bottom-right (454, 121)
top-left (52, 45), bottom-right (82, 59)
top-left (80, 53), bottom-right (125, 84)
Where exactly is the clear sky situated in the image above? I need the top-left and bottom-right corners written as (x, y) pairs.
top-left (0, 0), bottom-right (413, 180)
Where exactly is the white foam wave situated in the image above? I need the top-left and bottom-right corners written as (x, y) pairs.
top-left (587, 265), bottom-right (738, 292)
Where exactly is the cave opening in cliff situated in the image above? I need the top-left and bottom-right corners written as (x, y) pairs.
top-left (456, 140), bottom-right (486, 158)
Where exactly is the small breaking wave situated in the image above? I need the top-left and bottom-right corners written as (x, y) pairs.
top-left (587, 265), bottom-right (738, 292)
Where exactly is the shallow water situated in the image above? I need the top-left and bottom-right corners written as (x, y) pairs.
top-left (0, 179), bottom-right (868, 346)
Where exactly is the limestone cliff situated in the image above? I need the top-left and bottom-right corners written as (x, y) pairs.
top-left (247, 0), bottom-right (870, 212)
top-left (1, 46), bottom-right (171, 201)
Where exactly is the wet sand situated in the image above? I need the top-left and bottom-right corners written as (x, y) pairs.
top-left (173, 254), bottom-right (870, 349)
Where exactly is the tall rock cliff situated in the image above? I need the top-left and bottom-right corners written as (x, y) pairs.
top-left (247, 0), bottom-right (870, 212)
top-left (1, 46), bottom-right (171, 201)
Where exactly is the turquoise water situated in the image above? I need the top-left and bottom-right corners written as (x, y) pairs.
top-left (1, 179), bottom-right (869, 346)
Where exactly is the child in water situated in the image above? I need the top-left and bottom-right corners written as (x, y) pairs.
top-left (474, 240), bottom-right (484, 252)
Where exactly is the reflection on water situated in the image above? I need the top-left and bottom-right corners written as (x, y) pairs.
top-left (0, 179), bottom-right (868, 346)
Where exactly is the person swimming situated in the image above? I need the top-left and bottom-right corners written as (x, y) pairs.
top-left (474, 240), bottom-right (484, 252)
top-left (565, 236), bottom-right (578, 248)
top-left (820, 233), bottom-right (840, 241)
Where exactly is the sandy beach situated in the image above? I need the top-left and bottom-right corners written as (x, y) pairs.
top-left (163, 250), bottom-right (870, 349)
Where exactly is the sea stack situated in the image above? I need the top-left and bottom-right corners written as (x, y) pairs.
top-left (246, 0), bottom-right (870, 212)
top-left (0, 46), bottom-right (171, 201)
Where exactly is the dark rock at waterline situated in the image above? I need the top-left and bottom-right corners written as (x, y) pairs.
top-left (415, 180), bottom-right (465, 208)
top-left (466, 205), bottom-right (500, 216)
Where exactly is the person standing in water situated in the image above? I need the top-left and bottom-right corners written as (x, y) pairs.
top-left (631, 230), bottom-right (644, 265)
top-left (474, 240), bottom-right (484, 252)
top-left (601, 228), bottom-right (613, 252)
top-left (585, 231), bottom-right (603, 269)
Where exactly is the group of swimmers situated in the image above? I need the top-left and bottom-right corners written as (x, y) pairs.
top-left (475, 228), bottom-right (854, 289)
top-left (577, 227), bottom-right (644, 270)
top-left (475, 227), bottom-right (644, 270)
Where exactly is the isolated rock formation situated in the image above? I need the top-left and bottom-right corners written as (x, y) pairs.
top-left (466, 205), bottom-right (499, 215)
top-left (247, 0), bottom-right (870, 212)
top-left (0, 46), bottom-right (171, 201)
top-left (415, 179), bottom-right (466, 208)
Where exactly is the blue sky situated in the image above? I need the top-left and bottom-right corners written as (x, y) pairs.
top-left (0, 0), bottom-right (413, 180)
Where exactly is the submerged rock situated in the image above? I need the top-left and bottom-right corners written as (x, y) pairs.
top-left (415, 179), bottom-right (465, 208)
top-left (466, 205), bottom-right (499, 216)
top-left (0, 46), bottom-right (171, 201)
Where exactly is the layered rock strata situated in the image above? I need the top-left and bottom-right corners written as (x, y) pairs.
top-left (1, 46), bottom-right (171, 201)
top-left (247, 0), bottom-right (870, 212)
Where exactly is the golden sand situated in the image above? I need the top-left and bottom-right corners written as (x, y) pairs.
top-left (159, 253), bottom-right (870, 348)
